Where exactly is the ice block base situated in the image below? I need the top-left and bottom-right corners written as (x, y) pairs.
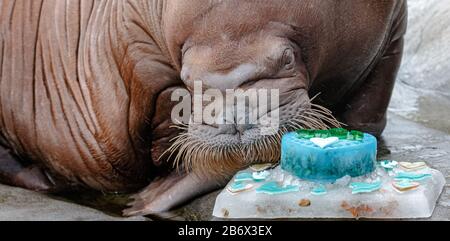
top-left (213, 164), bottom-right (445, 219)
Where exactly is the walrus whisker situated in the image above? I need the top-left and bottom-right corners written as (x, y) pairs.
top-left (311, 106), bottom-right (334, 117)
top-left (175, 137), bottom-right (194, 171)
top-left (191, 144), bottom-right (204, 172)
top-left (309, 92), bottom-right (322, 102)
top-left (305, 107), bottom-right (337, 122)
top-left (170, 125), bottom-right (189, 131)
top-left (301, 114), bottom-right (328, 129)
top-left (162, 134), bottom-right (189, 164)
top-left (169, 133), bottom-right (190, 143)
top-left (305, 111), bottom-right (338, 126)
top-left (305, 105), bottom-right (342, 127)
top-left (269, 135), bottom-right (280, 157)
top-left (173, 142), bottom-right (186, 170)
top-left (288, 121), bottom-right (303, 131)
top-left (304, 116), bottom-right (328, 130)
top-left (297, 121), bottom-right (311, 129)
top-left (170, 134), bottom-right (190, 150)
top-left (245, 144), bottom-right (252, 160)
top-left (300, 117), bottom-right (321, 129)
top-left (295, 118), bottom-right (315, 129)
top-left (185, 140), bottom-right (200, 171)
top-left (305, 110), bottom-right (342, 128)
top-left (310, 103), bottom-right (333, 113)
top-left (163, 99), bottom-right (343, 177)
top-left (310, 111), bottom-right (342, 127)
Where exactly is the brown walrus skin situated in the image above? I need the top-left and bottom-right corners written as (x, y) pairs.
top-left (0, 0), bottom-right (407, 216)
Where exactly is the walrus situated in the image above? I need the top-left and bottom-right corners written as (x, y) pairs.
top-left (0, 0), bottom-right (407, 216)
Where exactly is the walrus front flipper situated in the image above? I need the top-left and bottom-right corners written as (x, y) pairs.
top-left (339, 3), bottom-right (407, 137)
top-left (123, 171), bottom-right (228, 217)
top-left (0, 146), bottom-right (58, 192)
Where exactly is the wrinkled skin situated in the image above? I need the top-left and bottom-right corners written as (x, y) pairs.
top-left (0, 0), bottom-right (407, 216)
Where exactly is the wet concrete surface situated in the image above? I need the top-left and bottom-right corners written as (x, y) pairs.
top-left (0, 184), bottom-right (147, 221)
top-left (390, 0), bottom-right (450, 134)
top-left (0, 0), bottom-right (449, 221)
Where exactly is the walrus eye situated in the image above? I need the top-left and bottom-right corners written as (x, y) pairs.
top-left (282, 48), bottom-right (295, 70)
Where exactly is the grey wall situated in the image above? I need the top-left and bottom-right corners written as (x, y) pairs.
top-left (389, 0), bottom-right (450, 133)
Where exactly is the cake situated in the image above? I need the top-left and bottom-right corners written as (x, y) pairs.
top-left (281, 128), bottom-right (377, 182)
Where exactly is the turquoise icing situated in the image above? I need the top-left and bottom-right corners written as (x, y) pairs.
top-left (311, 184), bottom-right (327, 196)
top-left (235, 171), bottom-right (271, 182)
top-left (281, 132), bottom-right (377, 181)
top-left (252, 171), bottom-right (270, 181)
top-left (228, 181), bottom-right (249, 192)
top-left (349, 181), bottom-right (382, 194)
top-left (256, 181), bottom-right (299, 195)
top-left (234, 172), bottom-right (254, 182)
top-left (380, 160), bottom-right (398, 170)
top-left (394, 180), bottom-right (418, 189)
top-left (395, 172), bottom-right (432, 181)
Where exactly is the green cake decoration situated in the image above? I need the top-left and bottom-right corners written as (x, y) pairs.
top-left (296, 128), bottom-right (364, 141)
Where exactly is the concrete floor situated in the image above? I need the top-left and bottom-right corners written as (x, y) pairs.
top-left (0, 0), bottom-right (449, 221)
top-left (0, 185), bottom-right (147, 221)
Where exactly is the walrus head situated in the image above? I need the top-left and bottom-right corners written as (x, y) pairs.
top-left (166, 3), bottom-right (340, 177)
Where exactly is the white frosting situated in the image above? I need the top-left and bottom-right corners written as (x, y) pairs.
top-left (310, 137), bottom-right (339, 149)
top-left (252, 170), bottom-right (271, 180)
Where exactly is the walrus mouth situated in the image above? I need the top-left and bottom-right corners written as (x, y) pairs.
top-left (163, 96), bottom-right (341, 177)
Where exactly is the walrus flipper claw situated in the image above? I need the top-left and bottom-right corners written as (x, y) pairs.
top-left (123, 171), bottom-right (228, 217)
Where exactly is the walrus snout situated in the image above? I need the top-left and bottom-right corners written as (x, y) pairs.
top-left (168, 88), bottom-right (341, 180)
top-left (168, 25), bottom-right (342, 176)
